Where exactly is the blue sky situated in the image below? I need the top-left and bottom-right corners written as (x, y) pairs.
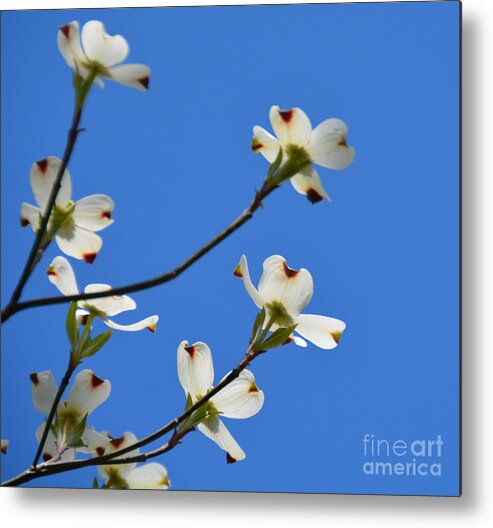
top-left (1, 2), bottom-right (460, 495)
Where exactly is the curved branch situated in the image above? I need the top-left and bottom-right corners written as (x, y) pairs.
top-left (1, 342), bottom-right (263, 487)
top-left (1, 184), bottom-right (276, 322)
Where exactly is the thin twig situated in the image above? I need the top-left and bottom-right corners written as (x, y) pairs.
top-left (1, 71), bottom-right (95, 323)
top-left (1, 184), bottom-right (276, 322)
top-left (2, 341), bottom-right (263, 487)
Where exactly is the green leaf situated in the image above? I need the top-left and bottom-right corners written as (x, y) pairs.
top-left (251, 307), bottom-right (266, 343)
top-left (80, 329), bottom-right (113, 359)
top-left (66, 414), bottom-right (88, 448)
top-left (185, 393), bottom-right (194, 411)
top-left (92, 477), bottom-right (99, 489)
top-left (260, 325), bottom-right (297, 351)
top-left (66, 302), bottom-right (79, 352)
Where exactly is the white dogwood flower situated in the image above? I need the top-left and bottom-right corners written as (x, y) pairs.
top-left (252, 106), bottom-right (355, 203)
top-left (235, 255), bottom-right (346, 350)
top-left (57, 20), bottom-right (150, 91)
top-left (21, 156), bottom-right (114, 263)
top-left (177, 340), bottom-right (264, 463)
top-left (1, 439), bottom-right (8, 455)
top-left (47, 256), bottom-right (159, 333)
top-left (30, 369), bottom-right (111, 461)
top-left (84, 430), bottom-right (170, 490)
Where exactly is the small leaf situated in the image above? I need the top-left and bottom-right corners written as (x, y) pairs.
top-left (260, 325), bottom-right (297, 350)
top-left (251, 308), bottom-right (266, 343)
top-left (185, 393), bottom-right (194, 411)
top-left (66, 302), bottom-right (79, 352)
top-left (92, 477), bottom-right (99, 489)
top-left (81, 329), bottom-right (113, 359)
top-left (267, 147), bottom-right (283, 180)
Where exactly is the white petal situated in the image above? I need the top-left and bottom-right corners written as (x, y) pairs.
top-left (30, 370), bottom-right (57, 415)
top-left (55, 223), bottom-right (102, 263)
top-left (235, 255), bottom-right (264, 308)
top-left (35, 424), bottom-right (75, 462)
top-left (104, 315), bottom-right (159, 333)
top-left (307, 118), bottom-right (355, 170)
top-left (106, 64), bottom-right (150, 91)
top-left (290, 166), bottom-right (331, 204)
top-left (292, 335), bottom-right (308, 347)
top-left (177, 341), bottom-right (214, 400)
top-left (73, 194), bottom-right (114, 232)
top-left (82, 284), bottom-right (136, 316)
top-left (47, 256), bottom-right (79, 296)
top-left (269, 106), bottom-right (312, 147)
top-left (81, 20), bottom-right (129, 67)
top-left (20, 202), bottom-right (42, 231)
top-left (252, 126), bottom-right (281, 163)
top-left (79, 427), bottom-right (111, 455)
top-left (211, 370), bottom-right (264, 419)
top-left (57, 21), bottom-right (86, 69)
top-left (30, 156), bottom-right (72, 210)
top-left (295, 314), bottom-right (346, 350)
top-left (98, 431), bottom-right (139, 480)
top-left (258, 255), bottom-right (313, 317)
top-left (197, 416), bottom-right (246, 463)
top-left (126, 463), bottom-right (170, 490)
top-left (65, 369), bottom-right (111, 417)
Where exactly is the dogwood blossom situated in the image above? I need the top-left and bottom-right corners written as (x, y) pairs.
top-left (235, 255), bottom-right (346, 350)
top-left (21, 156), bottom-right (114, 263)
top-left (47, 256), bottom-right (159, 333)
top-left (30, 369), bottom-right (111, 462)
top-left (84, 430), bottom-right (170, 490)
top-left (58, 20), bottom-right (150, 91)
top-left (252, 106), bottom-right (355, 203)
top-left (178, 340), bottom-right (264, 463)
top-left (1, 439), bottom-right (8, 455)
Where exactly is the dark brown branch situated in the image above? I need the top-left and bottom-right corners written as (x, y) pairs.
top-left (2, 343), bottom-right (262, 487)
top-left (1, 185), bottom-right (276, 322)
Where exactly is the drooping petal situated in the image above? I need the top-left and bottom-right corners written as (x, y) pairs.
top-left (251, 125), bottom-right (281, 163)
top-left (197, 416), bottom-right (246, 462)
top-left (30, 370), bottom-right (57, 415)
top-left (177, 341), bottom-right (214, 400)
top-left (126, 463), bottom-right (170, 490)
top-left (30, 156), bottom-right (72, 209)
top-left (55, 222), bottom-right (102, 263)
top-left (307, 118), bottom-right (355, 170)
top-left (295, 314), bottom-right (346, 350)
top-left (81, 20), bottom-right (129, 67)
top-left (235, 255), bottom-right (264, 308)
top-left (47, 256), bottom-right (80, 296)
top-left (98, 431), bottom-right (139, 480)
top-left (35, 424), bottom-right (76, 462)
top-left (211, 370), bottom-right (264, 419)
top-left (75, 308), bottom-right (91, 326)
top-left (82, 284), bottom-right (136, 316)
top-left (65, 369), bottom-right (111, 417)
top-left (269, 106), bottom-right (312, 147)
top-left (73, 194), bottom-right (114, 232)
top-left (103, 315), bottom-right (159, 333)
top-left (106, 64), bottom-right (150, 91)
top-left (258, 255), bottom-right (313, 317)
top-left (290, 166), bottom-right (331, 204)
top-left (57, 21), bottom-right (86, 69)
top-left (20, 202), bottom-right (42, 231)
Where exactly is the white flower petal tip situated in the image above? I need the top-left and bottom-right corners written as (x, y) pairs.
top-left (126, 463), bottom-right (170, 490)
top-left (1, 439), bottom-right (9, 455)
top-left (226, 452), bottom-right (239, 464)
top-left (233, 262), bottom-right (243, 278)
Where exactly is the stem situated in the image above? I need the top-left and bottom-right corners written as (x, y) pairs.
top-left (2, 338), bottom-right (264, 487)
top-left (31, 355), bottom-right (77, 469)
top-left (1, 70), bottom-right (96, 323)
top-left (1, 183), bottom-right (277, 322)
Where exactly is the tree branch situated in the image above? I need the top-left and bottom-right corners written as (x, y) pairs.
top-left (2, 341), bottom-right (264, 487)
top-left (1, 184), bottom-right (276, 322)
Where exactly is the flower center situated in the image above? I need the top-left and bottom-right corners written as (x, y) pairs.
top-left (265, 301), bottom-right (294, 327)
